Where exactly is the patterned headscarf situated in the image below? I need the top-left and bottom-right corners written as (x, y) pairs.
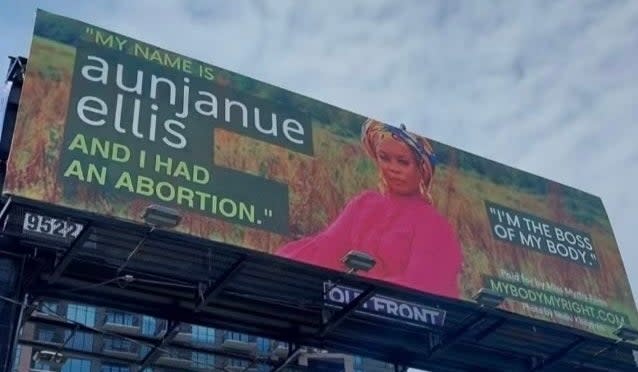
top-left (361, 119), bottom-right (437, 204)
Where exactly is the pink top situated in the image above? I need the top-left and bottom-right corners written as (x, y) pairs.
top-left (276, 190), bottom-right (463, 298)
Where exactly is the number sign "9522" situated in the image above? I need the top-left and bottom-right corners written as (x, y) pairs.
top-left (22, 212), bottom-right (83, 241)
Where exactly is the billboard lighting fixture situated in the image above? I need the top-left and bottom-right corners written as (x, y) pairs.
top-left (614, 325), bottom-right (638, 341)
top-left (142, 204), bottom-right (181, 229)
top-left (342, 250), bottom-right (376, 274)
top-left (473, 288), bottom-right (504, 308)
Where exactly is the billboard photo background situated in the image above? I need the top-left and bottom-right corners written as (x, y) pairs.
top-left (4, 10), bottom-right (638, 340)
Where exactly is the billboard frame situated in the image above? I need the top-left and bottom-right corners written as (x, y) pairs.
top-left (4, 9), bottom-right (637, 342)
top-left (1, 195), bottom-right (637, 371)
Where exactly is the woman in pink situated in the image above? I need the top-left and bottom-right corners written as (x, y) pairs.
top-left (277, 119), bottom-right (463, 299)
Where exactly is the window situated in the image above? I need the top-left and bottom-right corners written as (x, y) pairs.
top-left (32, 360), bottom-right (54, 371)
top-left (106, 311), bottom-right (134, 326)
top-left (141, 316), bottom-right (156, 336)
top-left (101, 363), bottom-right (130, 372)
top-left (63, 330), bottom-right (93, 352)
top-left (61, 358), bottom-right (91, 372)
top-left (227, 358), bottom-right (249, 368)
top-left (191, 352), bottom-right (215, 369)
top-left (140, 345), bottom-right (151, 359)
top-left (11, 345), bottom-right (21, 372)
top-left (0, 257), bottom-right (16, 286)
top-left (256, 337), bottom-right (270, 354)
top-left (192, 325), bottom-right (215, 344)
top-left (66, 304), bottom-right (96, 327)
top-left (166, 348), bottom-right (191, 360)
top-left (40, 301), bottom-right (58, 315)
top-left (37, 327), bottom-right (57, 343)
top-left (225, 332), bottom-right (249, 342)
top-left (353, 356), bottom-right (363, 372)
top-left (103, 337), bottom-right (133, 352)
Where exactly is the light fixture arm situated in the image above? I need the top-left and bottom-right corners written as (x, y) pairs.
top-left (116, 226), bottom-right (155, 275)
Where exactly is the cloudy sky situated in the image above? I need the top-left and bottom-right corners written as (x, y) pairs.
top-left (1, 0), bottom-right (637, 366)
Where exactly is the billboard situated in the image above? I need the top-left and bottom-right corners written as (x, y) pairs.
top-left (5, 10), bottom-right (637, 338)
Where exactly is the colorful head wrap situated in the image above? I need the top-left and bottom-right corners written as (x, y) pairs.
top-left (361, 119), bottom-right (437, 204)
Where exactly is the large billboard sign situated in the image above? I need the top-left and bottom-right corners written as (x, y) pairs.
top-left (5, 10), bottom-right (637, 338)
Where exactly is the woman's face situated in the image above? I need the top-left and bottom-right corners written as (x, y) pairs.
top-left (376, 137), bottom-right (422, 196)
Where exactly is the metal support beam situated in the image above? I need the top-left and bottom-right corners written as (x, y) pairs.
top-left (473, 317), bottom-right (506, 342)
top-left (137, 320), bottom-right (181, 371)
top-left (47, 223), bottom-right (93, 284)
top-left (318, 286), bottom-right (375, 338)
top-left (426, 311), bottom-right (489, 360)
top-left (7, 56), bottom-right (27, 83)
top-left (530, 337), bottom-right (584, 371)
top-left (116, 227), bottom-right (153, 275)
top-left (194, 258), bottom-right (245, 312)
top-left (0, 197), bottom-right (12, 224)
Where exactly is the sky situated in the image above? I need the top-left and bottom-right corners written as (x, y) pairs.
top-left (1, 0), bottom-right (637, 368)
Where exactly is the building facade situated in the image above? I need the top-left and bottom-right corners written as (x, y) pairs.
top-left (14, 299), bottom-right (394, 372)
